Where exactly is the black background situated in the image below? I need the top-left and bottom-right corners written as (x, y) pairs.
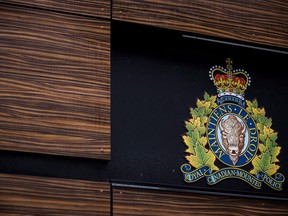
top-left (110, 21), bottom-right (288, 199)
top-left (0, 21), bottom-right (287, 200)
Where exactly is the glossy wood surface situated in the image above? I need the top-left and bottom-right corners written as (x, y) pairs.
top-left (113, 185), bottom-right (288, 215)
top-left (113, 0), bottom-right (288, 49)
top-left (0, 5), bottom-right (110, 159)
top-left (0, 173), bottom-right (110, 215)
top-left (2, 0), bottom-right (110, 18)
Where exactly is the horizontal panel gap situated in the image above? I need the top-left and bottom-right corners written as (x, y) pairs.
top-left (183, 34), bottom-right (288, 54)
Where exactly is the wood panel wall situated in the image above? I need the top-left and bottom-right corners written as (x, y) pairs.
top-left (0, 4), bottom-right (110, 159)
top-left (0, 1), bottom-right (287, 215)
top-left (113, 185), bottom-right (288, 215)
top-left (3, 0), bottom-right (111, 18)
top-left (113, 0), bottom-right (288, 49)
top-left (0, 173), bottom-right (110, 215)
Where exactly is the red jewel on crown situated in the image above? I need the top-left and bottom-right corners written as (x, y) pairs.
top-left (209, 58), bottom-right (251, 99)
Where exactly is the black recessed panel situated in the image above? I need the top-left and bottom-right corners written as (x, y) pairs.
top-left (111, 21), bottom-right (288, 200)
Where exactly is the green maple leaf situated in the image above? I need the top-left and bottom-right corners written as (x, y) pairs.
top-left (191, 129), bottom-right (201, 144)
top-left (190, 108), bottom-right (200, 119)
top-left (186, 142), bottom-right (218, 171)
top-left (190, 107), bottom-right (205, 118)
top-left (203, 92), bottom-right (217, 109)
top-left (256, 116), bottom-right (272, 132)
top-left (187, 117), bottom-right (206, 135)
top-left (194, 118), bottom-right (206, 134)
top-left (250, 151), bottom-right (280, 176)
top-left (190, 107), bottom-right (207, 125)
top-left (183, 130), bottom-right (207, 149)
top-left (198, 136), bottom-right (207, 146)
top-left (203, 92), bottom-right (211, 101)
top-left (197, 99), bottom-right (213, 115)
top-left (259, 142), bottom-right (267, 153)
top-left (185, 120), bottom-right (194, 134)
top-left (259, 138), bottom-right (281, 163)
top-left (270, 146), bottom-right (281, 163)
top-left (259, 138), bottom-right (273, 152)
top-left (259, 126), bottom-right (277, 143)
top-left (252, 111), bottom-right (266, 126)
top-left (183, 135), bottom-right (195, 155)
top-left (183, 93), bottom-right (219, 172)
top-left (197, 99), bottom-right (211, 109)
top-left (183, 127), bottom-right (205, 152)
top-left (246, 99), bottom-right (258, 114)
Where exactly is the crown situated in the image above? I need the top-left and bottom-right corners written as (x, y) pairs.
top-left (209, 58), bottom-right (251, 100)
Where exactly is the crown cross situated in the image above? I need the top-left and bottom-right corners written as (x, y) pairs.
top-left (226, 58), bottom-right (233, 80)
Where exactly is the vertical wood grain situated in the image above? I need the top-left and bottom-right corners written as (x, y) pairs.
top-left (0, 173), bottom-right (110, 215)
top-left (113, 185), bottom-right (288, 215)
top-left (113, 0), bottom-right (288, 49)
top-left (1, 0), bottom-right (110, 18)
top-left (0, 5), bottom-right (110, 159)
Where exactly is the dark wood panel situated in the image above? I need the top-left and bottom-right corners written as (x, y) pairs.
top-left (0, 173), bottom-right (110, 215)
top-left (113, 0), bottom-right (288, 49)
top-left (0, 5), bottom-right (110, 159)
top-left (113, 185), bottom-right (288, 215)
top-left (2, 0), bottom-right (110, 19)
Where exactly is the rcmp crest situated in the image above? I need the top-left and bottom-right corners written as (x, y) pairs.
top-left (180, 58), bottom-right (285, 190)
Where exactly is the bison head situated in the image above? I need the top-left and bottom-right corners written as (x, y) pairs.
top-left (219, 115), bottom-right (246, 165)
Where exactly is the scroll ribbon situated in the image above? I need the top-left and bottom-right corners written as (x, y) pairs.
top-left (181, 164), bottom-right (284, 190)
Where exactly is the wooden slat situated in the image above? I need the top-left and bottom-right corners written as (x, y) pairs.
top-left (0, 173), bottom-right (110, 215)
top-left (0, 5), bottom-right (110, 159)
top-left (2, 0), bottom-right (110, 19)
top-left (113, 0), bottom-right (288, 49)
top-left (113, 185), bottom-right (288, 215)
